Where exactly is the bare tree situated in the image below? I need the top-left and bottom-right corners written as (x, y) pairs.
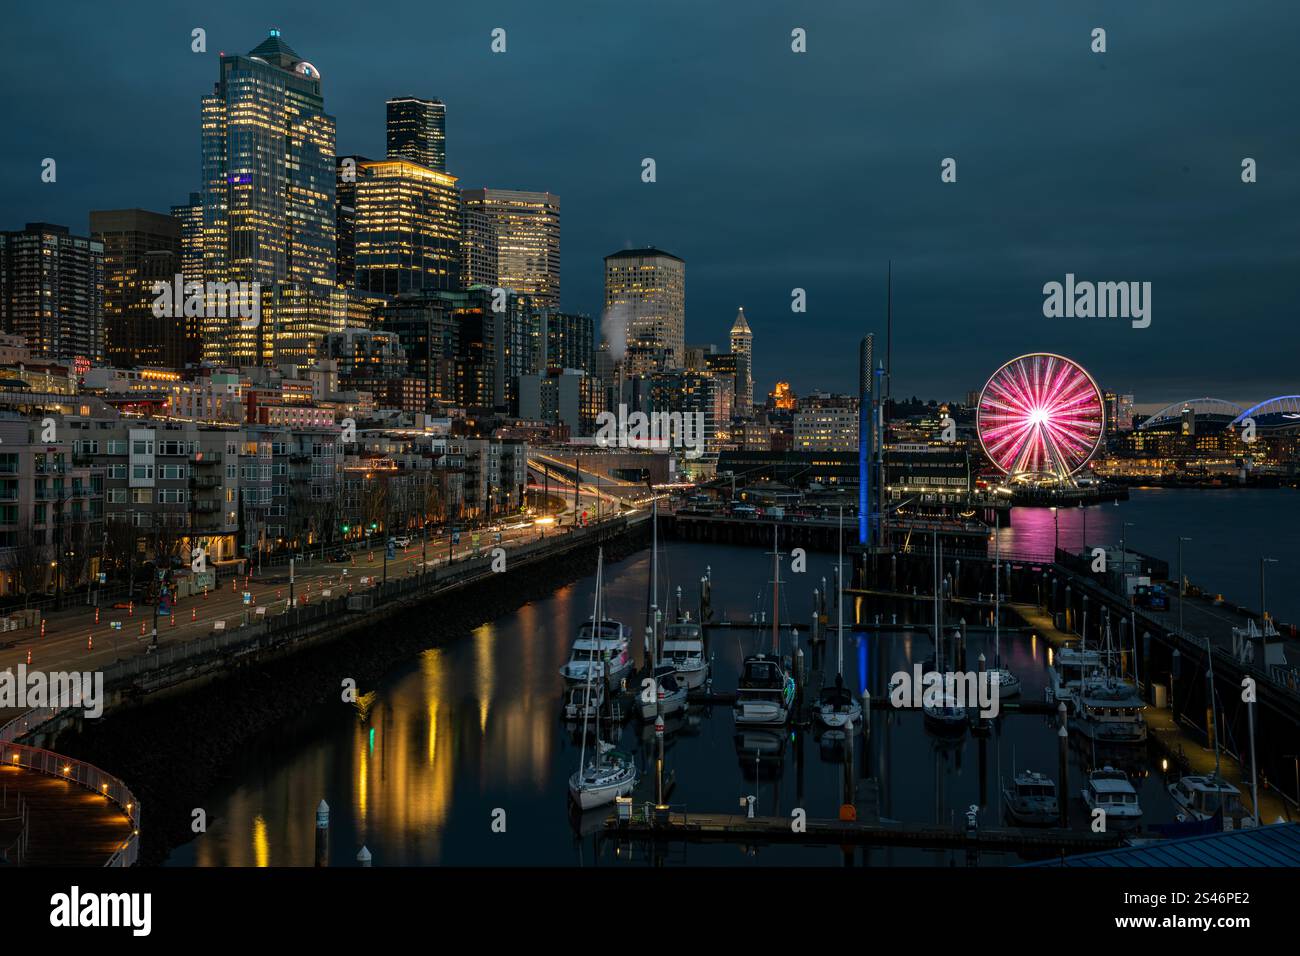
top-left (361, 477), bottom-right (388, 541)
top-left (2, 525), bottom-right (50, 607)
top-left (59, 519), bottom-right (92, 592)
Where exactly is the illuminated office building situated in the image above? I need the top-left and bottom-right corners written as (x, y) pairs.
top-left (460, 189), bottom-right (560, 308)
top-left (387, 96), bottom-right (446, 173)
top-left (199, 30), bottom-right (337, 365)
top-left (90, 208), bottom-right (198, 370)
top-left (354, 158), bottom-right (461, 295)
top-left (170, 193), bottom-right (204, 285)
top-left (604, 247), bottom-right (685, 375)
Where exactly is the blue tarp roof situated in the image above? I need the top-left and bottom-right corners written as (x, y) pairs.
top-left (1030, 823), bottom-right (1300, 867)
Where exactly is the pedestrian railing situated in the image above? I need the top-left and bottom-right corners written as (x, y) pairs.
top-left (0, 738), bottom-right (140, 867)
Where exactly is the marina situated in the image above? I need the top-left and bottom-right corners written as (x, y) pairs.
top-left (164, 490), bottom-right (1299, 866)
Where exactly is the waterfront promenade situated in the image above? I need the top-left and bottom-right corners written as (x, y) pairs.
top-left (0, 514), bottom-right (623, 728)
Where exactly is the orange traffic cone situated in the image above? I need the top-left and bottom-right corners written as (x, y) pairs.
top-left (170, 612), bottom-right (176, 627)
top-left (88, 633), bottom-right (93, 651)
top-left (140, 620), bottom-right (146, 635)
top-left (95, 607), bottom-right (100, 624)
top-left (191, 607), bottom-right (197, 622)
top-left (27, 648), bottom-right (32, 665)
top-left (40, 620), bottom-right (46, 638)
top-left (128, 601), bottom-right (134, 617)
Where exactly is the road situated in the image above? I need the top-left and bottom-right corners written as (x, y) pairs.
top-left (0, 515), bottom-right (605, 724)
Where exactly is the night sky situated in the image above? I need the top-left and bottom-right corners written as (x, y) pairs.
top-left (2, 1), bottom-right (1296, 408)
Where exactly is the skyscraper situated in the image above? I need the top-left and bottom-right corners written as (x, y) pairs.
top-left (91, 208), bottom-right (198, 370)
top-left (603, 247), bottom-right (685, 375)
top-left (334, 155), bottom-right (371, 290)
top-left (386, 96), bottom-right (446, 172)
top-left (729, 306), bottom-right (753, 414)
top-left (539, 310), bottom-right (594, 373)
top-left (459, 189), bottom-right (561, 308)
top-left (0, 222), bottom-right (104, 364)
top-left (354, 158), bottom-right (461, 295)
top-left (170, 193), bottom-right (204, 285)
top-left (199, 30), bottom-right (337, 365)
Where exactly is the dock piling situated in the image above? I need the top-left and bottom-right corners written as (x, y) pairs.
top-left (315, 799), bottom-right (329, 867)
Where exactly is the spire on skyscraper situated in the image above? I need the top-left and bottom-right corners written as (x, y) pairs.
top-left (731, 306), bottom-right (751, 334)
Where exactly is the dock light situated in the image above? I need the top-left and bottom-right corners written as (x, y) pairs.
top-left (63, 765), bottom-right (70, 774)
top-left (1161, 758), bottom-right (1168, 772)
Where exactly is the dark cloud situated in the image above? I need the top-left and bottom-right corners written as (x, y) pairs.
top-left (1, 0), bottom-right (1295, 404)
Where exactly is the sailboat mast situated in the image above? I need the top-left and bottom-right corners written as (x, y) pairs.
top-left (650, 497), bottom-right (659, 667)
top-left (772, 526), bottom-right (780, 656)
top-left (1206, 635), bottom-right (1221, 777)
top-left (994, 510), bottom-right (1001, 668)
top-left (933, 530), bottom-right (940, 669)
top-left (837, 506), bottom-right (844, 675)
top-left (578, 551), bottom-right (604, 772)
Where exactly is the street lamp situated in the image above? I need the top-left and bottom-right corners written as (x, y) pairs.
top-left (1120, 521), bottom-right (1136, 577)
top-left (1050, 506), bottom-right (1059, 555)
top-left (1261, 557), bottom-right (1279, 623)
top-left (1177, 536), bottom-right (1192, 639)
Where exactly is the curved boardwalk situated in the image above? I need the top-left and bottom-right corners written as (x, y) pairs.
top-left (0, 764), bottom-right (134, 866)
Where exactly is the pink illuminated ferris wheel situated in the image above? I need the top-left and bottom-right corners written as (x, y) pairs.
top-left (976, 353), bottom-right (1105, 483)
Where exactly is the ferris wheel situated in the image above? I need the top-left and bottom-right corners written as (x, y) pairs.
top-left (976, 353), bottom-right (1105, 483)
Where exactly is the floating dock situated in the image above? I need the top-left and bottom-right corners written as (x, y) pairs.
top-left (604, 809), bottom-right (1123, 852)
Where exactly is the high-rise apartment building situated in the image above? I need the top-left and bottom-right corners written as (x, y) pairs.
top-left (0, 222), bottom-right (104, 365)
top-left (199, 30), bottom-right (337, 365)
top-left (539, 310), bottom-right (594, 373)
top-left (603, 247), bottom-right (684, 375)
top-left (460, 189), bottom-right (560, 308)
top-left (91, 208), bottom-right (200, 370)
top-left (386, 96), bottom-right (446, 172)
top-left (354, 158), bottom-right (460, 295)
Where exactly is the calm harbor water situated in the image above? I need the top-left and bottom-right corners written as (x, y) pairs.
top-left (167, 489), bottom-right (1298, 866)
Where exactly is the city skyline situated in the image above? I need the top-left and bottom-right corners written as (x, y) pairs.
top-left (2, 1), bottom-right (1296, 403)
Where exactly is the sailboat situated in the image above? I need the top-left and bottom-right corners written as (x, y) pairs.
top-left (988, 510), bottom-right (1020, 698)
top-left (568, 549), bottom-right (638, 810)
top-left (1073, 621), bottom-right (1146, 744)
top-left (1167, 634), bottom-right (1254, 828)
top-left (816, 507), bottom-right (862, 733)
top-left (734, 527), bottom-right (796, 727)
top-left (558, 550), bottom-right (632, 686)
top-left (639, 498), bottom-right (689, 721)
top-left (923, 531), bottom-right (967, 735)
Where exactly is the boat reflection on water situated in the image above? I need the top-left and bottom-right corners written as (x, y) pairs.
top-left (638, 705), bottom-right (703, 750)
top-left (817, 729), bottom-right (853, 763)
top-left (734, 728), bottom-right (788, 780)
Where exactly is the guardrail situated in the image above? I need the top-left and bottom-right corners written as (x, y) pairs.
top-left (0, 736), bottom-right (140, 867)
top-left (94, 513), bottom-right (637, 692)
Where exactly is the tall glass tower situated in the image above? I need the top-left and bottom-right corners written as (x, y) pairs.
top-left (200, 30), bottom-right (337, 365)
top-left (387, 97), bottom-right (447, 172)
